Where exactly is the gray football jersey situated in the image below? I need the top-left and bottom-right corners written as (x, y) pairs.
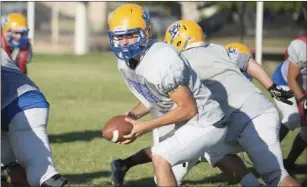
top-left (226, 47), bottom-right (250, 72)
top-left (182, 44), bottom-right (267, 116)
top-left (117, 42), bottom-right (225, 129)
top-left (1, 49), bottom-right (39, 109)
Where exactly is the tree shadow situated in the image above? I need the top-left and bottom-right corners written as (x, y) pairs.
top-left (49, 130), bottom-right (102, 143)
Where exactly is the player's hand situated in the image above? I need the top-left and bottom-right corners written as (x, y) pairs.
top-left (117, 137), bottom-right (136, 145)
top-left (117, 113), bottom-right (139, 144)
top-left (122, 118), bottom-right (148, 141)
top-left (268, 84), bottom-right (294, 105)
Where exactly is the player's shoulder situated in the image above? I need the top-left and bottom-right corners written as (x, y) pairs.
top-left (287, 37), bottom-right (307, 66)
top-left (295, 35), bottom-right (307, 43)
top-left (117, 58), bottom-right (126, 69)
top-left (199, 43), bottom-right (231, 60)
top-left (202, 43), bottom-right (226, 51)
top-left (1, 48), bottom-right (19, 70)
top-left (289, 37), bottom-right (307, 51)
top-left (147, 42), bottom-right (179, 58)
top-left (144, 41), bottom-right (183, 68)
top-left (142, 42), bottom-right (188, 82)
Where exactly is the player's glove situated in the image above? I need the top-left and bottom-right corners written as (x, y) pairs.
top-left (268, 83), bottom-right (294, 105)
top-left (298, 96), bottom-right (307, 119)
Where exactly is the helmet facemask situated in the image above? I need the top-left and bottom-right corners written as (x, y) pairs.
top-left (6, 27), bottom-right (29, 49)
top-left (108, 26), bottom-right (151, 61)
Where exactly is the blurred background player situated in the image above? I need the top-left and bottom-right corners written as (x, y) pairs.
top-left (1, 48), bottom-right (70, 187)
top-left (1, 12), bottom-right (32, 75)
top-left (272, 35), bottom-right (307, 171)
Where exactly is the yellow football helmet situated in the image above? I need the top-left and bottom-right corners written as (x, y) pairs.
top-left (108, 4), bottom-right (152, 61)
top-left (224, 42), bottom-right (253, 58)
top-left (164, 20), bottom-right (205, 52)
top-left (2, 13), bottom-right (29, 49)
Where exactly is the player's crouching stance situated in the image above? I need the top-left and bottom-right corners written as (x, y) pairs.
top-left (108, 4), bottom-right (227, 186)
top-left (1, 49), bottom-right (70, 187)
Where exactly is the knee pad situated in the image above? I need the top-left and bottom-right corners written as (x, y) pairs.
top-left (300, 127), bottom-right (307, 142)
top-left (40, 174), bottom-right (69, 187)
top-left (260, 168), bottom-right (288, 186)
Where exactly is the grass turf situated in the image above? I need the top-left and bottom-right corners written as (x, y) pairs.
top-left (24, 52), bottom-right (306, 186)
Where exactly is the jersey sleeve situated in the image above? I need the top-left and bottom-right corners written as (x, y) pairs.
top-left (287, 39), bottom-right (307, 68)
top-left (147, 46), bottom-right (190, 94)
top-left (226, 47), bottom-right (250, 72)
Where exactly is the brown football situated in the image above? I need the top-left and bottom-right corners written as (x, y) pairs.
top-left (102, 115), bottom-right (133, 143)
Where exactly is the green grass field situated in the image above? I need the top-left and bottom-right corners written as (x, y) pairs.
top-left (26, 52), bottom-right (306, 186)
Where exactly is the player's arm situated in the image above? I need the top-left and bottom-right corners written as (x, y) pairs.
top-left (287, 61), bottom-right (305, 100)
top-left (141, 85), bottom-right (197, 130)
top-left (124, 85), bottom-right (198, 139)
top-left (230, 52), bottom-right (273, 88)
top-left (246, 57), bottom-right (273, 89)
top-left (124, 48), bottom-right (198, 138)
top-left (126, 102), bottom-right (150, 119)
top-left (234, 53), bottom-right (294, 104)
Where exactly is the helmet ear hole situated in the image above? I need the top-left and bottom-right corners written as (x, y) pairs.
top-left (176, 41), bottom-right (181, 47)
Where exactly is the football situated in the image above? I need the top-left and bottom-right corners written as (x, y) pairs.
top-left (102, 115), bottom-right (133, 143)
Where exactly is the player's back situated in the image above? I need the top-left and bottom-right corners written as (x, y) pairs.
top-left (182, 43), bottom-right (263, 113)
top-left (1, 49), bottom-right (38, 109)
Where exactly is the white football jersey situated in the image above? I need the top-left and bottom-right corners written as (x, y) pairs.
top-left (283, 39), bottom-right (307, 90)
top-left (117, 42), bottom-right (225, 130)
top-left (1, 49), bottom-right (39, 110)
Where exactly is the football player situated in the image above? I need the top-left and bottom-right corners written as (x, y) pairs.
top-left (1, 12), bottom-right (32, 75)
top-left (110, 19), bottom-right (300, 187)
top-left (108, 4), bottom-right (228, 186)
top-left (164, 19), bottom-right (300, 187)
top-left (271, 35), bottom-right (307, 171)
top-left (1, 48), bottom-right (70, 187)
